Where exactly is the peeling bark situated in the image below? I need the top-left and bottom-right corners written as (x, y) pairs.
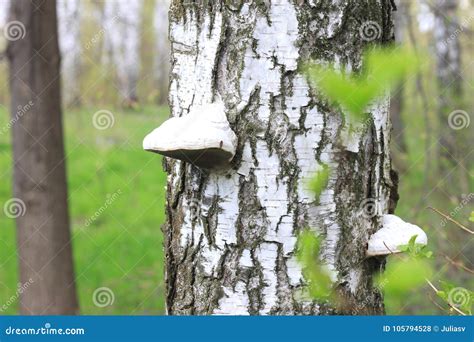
top-left (164, 0), bottom-right (396, 315)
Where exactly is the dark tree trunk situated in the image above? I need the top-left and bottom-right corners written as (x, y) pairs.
top-left (390, 0), bottom-right (407, 154)
top-left (433, 0), bottom-right (469, 194)
top-left (162, 0), bottom-right (397, 315)
top-left (7, 0), bottom-right (78, 314)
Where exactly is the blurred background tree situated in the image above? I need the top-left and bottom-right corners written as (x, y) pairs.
top-left (0, 0), bottom-right (471, 315)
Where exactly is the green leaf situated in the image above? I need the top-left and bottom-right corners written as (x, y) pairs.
top-left (436, 290), bottom-right (447, 301)
top-left (307, 65), bottom-right (377, 119)
top-left (296, 230), bottom-right (334, 301)
top-left (376, 258), bottom-right (433, 296)
top-left (309, 164), bottom-right (330, 201)
top-left (306, 47), bottom-right (420, 120)
top-left (398, 234), bottom-right (433, 259)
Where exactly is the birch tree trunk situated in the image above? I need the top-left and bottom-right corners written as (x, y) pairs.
top-left (103, 0), bottom-right (143, 106)
top-left (58, 0), bottom-right (82, 107)
top-left (164, 0), bottom-right (397, 315)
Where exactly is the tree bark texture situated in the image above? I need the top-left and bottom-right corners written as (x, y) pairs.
top-left (7, 0), bottom-right (78, 314)
top-left (164, 0), bottom-right (397, 315)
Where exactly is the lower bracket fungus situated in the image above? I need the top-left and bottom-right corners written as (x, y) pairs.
top-left (366, 214), bottom-right (428, 257)
top-left (143, 99), bottom-right (237, 169)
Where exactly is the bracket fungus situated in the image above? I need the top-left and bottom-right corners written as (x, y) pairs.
top-left (143, 99), bottom-right (237, 169)
top-left (366, 214), bottom-right (428, 257)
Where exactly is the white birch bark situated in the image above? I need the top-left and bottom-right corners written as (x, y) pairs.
top-left (58, 0), bottom-right (82, 107)
top-left (103, 0), bottom-right (144, 104)
top-left (154, 0), bottom-right (170, 104)
top-left (163, 0), bottom-right (397, 315)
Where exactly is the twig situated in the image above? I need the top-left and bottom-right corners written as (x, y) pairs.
top-left (443, 254), bottom-right (474, 275)
top-left (429, 294), bottom-right (447, 312)
top-left (383, 241), bottom-right (403, 259)
top-left (427, 206), bottom-right (474, 234)
top-left (425, 279), bottom-right (467, 316)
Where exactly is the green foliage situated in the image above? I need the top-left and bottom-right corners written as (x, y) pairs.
top-left (436, 281), bottom-right (473, 315)
top-left (376, 235), bottom-right (434, 313)
top-left (398, 235), bottom-right (433, 259)
top-left (306, 47), bottom-right (420, 119)
top-left (308, 164), bottom-right (330, 201)
top-left (469, 211), bottom-right (474, 222)
top-left (296, 230), bottom-right (333, 301)
top-left (377, 258), bottom-right (432, 296)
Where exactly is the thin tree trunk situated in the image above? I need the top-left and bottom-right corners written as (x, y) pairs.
top-left (58, 0), bottom-right (82, 107)
top-left (7, 0), bottom-right (78, 314)
top-left (164, 0), bottom-right (397, 315)
top-left (103, 0), bottom-right (143, 107)
top-left (154, 0), bottom-right (170, 105)
top-left (433, 0), bottom-right (469, 195)
top-left (390, 0), bottom-right (407, 154)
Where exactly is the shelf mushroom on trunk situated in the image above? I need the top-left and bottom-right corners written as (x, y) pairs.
top-left (366, 214), bottom-right (428, 257)
top-left (143, 99), bottom-right (238, 169)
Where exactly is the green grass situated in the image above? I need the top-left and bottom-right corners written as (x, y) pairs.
top-left (0, 105), bottom-right (169, 314)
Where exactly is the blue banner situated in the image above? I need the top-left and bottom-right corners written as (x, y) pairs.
top-left (0, 315), bottom-right (472, 341)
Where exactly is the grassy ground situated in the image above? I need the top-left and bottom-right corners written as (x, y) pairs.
top-left (0, 105), bottom-right (169, 314)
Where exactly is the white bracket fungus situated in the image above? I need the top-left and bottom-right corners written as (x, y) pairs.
top-left (143, 99), bottom-right (238, 169)
top-left (366, 214), bottom-right (428, 257)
